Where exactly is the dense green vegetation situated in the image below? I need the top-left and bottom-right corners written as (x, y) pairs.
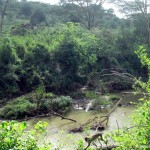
top-left (1, 0), bottom-right (149, 99)
top-left (109, 46), bottom-right (150, 150)
top-left (0, 0), bottom-right (150, 149)
top-left (0, 92), bottom-right (72, 119)
top-left (0, 121), bottom-right (51, 150)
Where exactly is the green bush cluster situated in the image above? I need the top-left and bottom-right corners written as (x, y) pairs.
top-left (93, 96), bottom-right (112, 106)
top-left (0, 96), bottom-right (36, 119)
top-left (0, 93), bottom-right (72, 119)
top-left (42, 96), bottom-right (72, 112)
top-left (111, 100), bottom-right (150, 149)
top-left (84, 91), bottom-right (112, 106)
top-left (0, 121), bottom-right (51, 150)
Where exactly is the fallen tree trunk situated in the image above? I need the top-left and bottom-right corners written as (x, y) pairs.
top-left (17, 110), bottom-right (77, 123)
top-left (51, 111), bottom-right (77, 122)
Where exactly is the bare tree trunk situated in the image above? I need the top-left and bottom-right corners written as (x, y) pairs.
top-left (146, 12), bottom-right (150, 45)
top-left (144, 0), bottom-right (150, 45)
top-left (148, 28), bottom-right (150, 45)
top-left (146, 20), bottom-right (150, 45)
top-left (0, 13), bottom-right (2, 33)
top-left (0, 0), bottom-right (9, 34)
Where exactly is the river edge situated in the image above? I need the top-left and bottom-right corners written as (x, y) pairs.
top-left (26, 92), bottom-right (142, 149)
top-left (0, 91), bottom-right (143, 149)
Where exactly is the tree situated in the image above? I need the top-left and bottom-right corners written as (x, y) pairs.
top-left (30, 8), bottom-right (46, 26)
top-left (20, 2), bottom-right (32, 18)
top-left (0, 37), bottom-right (19, 98)
top-left (0, 0), bottom-right (9, 33)
top-left (60, 0), bottom-right (106, 30)
top-left (113, 0), bottom-right (150, 45)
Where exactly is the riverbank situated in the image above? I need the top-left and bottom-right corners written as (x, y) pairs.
top-left (27, 94), bottom-right (137, 150)
top-left (0, 92), bottom-right (72, 120)
top-left (0, 89), bottom-right (141, 120)
top-left (0, 91), bottom-right (142, 149)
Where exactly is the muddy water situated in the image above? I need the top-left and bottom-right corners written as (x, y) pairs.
top-left (27, 92), bottom-right (142, 149)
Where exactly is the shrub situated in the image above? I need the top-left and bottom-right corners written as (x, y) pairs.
top-left (111, 100), bottom-right (150, 149)
top-left (93, 96), bottom-right (112, 106)
top-left (0, 93), bottom-right (72, 119)
top-left (0, 96), bottom-right (36, 119)
top-left (43, 96), bottom-right (72, 112)
top-left (0, 121), bottom-right (51, 150)
top-left (84, 91), bottom-right (100, 99)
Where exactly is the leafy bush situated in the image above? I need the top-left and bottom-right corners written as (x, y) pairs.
top-left (0, 121), bottom-right (51, 150)
top-left (84, 91), bottom-right (100, 99)
top-left (111, 100), bottom-right (150, 149)
top-left (108, 46), bottom-right (150, 149)
top-left (93, 96), bottom-right (112, 106)
top-left (43, 96), bottom-right (72, 112)
top-left (0, 93), bottom-right (72, 119)
top-left (0, 96), bottom-right (36, 119)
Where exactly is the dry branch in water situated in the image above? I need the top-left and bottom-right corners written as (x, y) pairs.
top-left (18, 110), bottom-right (77, 122)
top-left (70, 95), bottom-right (124, 133)
top-left (51, 110), bottom-right (77, 122)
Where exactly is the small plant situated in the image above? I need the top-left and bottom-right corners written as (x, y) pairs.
top-left (0, 121), bottom-right (51, 150)
top-left (76, 139), bottom-right (85, 150)
top-left (51, 96), bottom-right (72, 111)
top-left (93, 96), bottom-right (112, 106)
top-left (85, 91), bottom-right (99, 99)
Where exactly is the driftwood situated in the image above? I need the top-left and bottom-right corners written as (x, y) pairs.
top-left (70, 95), bottom-right (124, 133)
top-left (70, 117), bottom-right (98, 133)
top-left (18, 110), bottom-right (77, 123)
top-left (98, 95), bottom-right (124, 125)
top-left (51, 111), bottom-right (77, 122)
